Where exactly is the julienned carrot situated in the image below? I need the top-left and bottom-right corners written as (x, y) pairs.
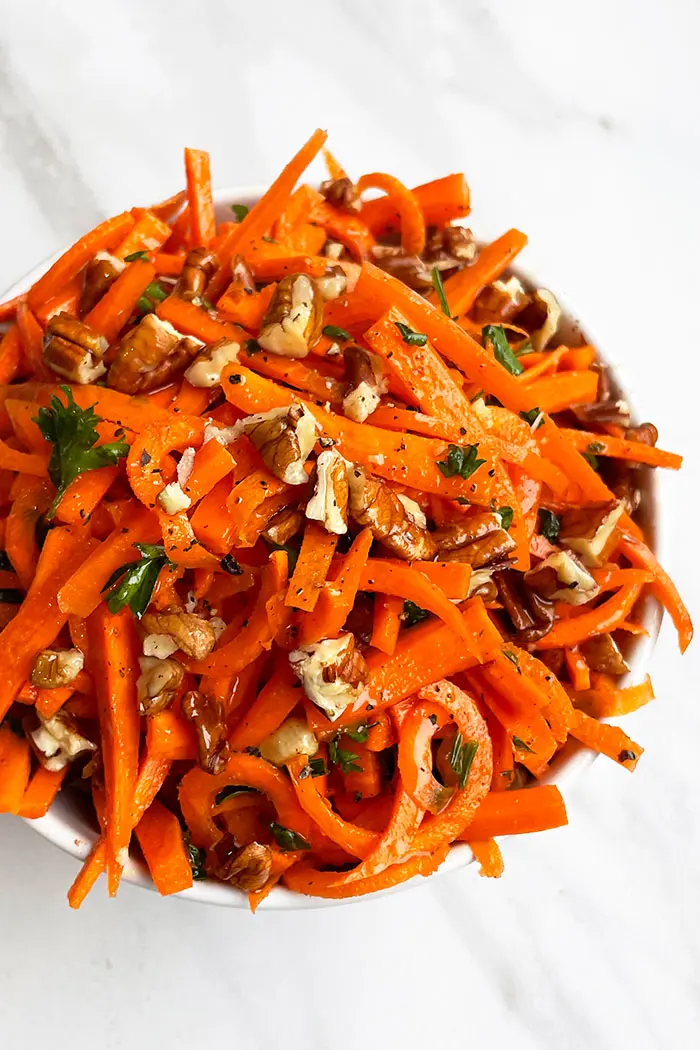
top-left (87, 605), bottom-right (140, 895)
top-left (536, 416), bottom-right (614, 503)
top-left (16, 301), bottom-right (46, 378)
top-left (397, 700), bottom-right (453, 814)
top-left (560, 428), bottom-right (683, 469)
top-left (0, 293), bottom-right (23, 322)
top-left (618, 534), bottom-right (693, 653)
top-left (520, 371), bottom-right (598, 414)
top-left (569, 708), bottom-right (643, 771)
top-left (28, 211), bottom-right (133, 309)
top-left (34, 275), bottom-right (83, 326)
top-left (565, 648), bottom-right (591, 692)
top-left (286, 521), bottom-right (338, 612)
top-left (457, 785), bottom-right (568, 840)
top-left (154, 252), bottom-right (186, 276)
top-left (240, 346), bottom-right (345, 404)
top-left (361, 173), bottom-right (470, 235)
top-left (0, 439), bottom-right (48, 477)
top-left (308, 200), bottom-right (376, 262)
top-left (534, 583), bottom-right (644, 651)
top-left (298, 528), bottom-right (373, 645)
top-left (0, 726), bottom-right (31, 813)
top-left (207, 128), bottom-right (328, 302)
top-left (466, 838), bottom-right (504, 877)
top-left (583, 674), bottom-right (654, 718)
top-left (371, 594), bottom-right (403, 655)
top-left (113, 209), bottom-right (172, 261)
top-left (218, 283), bottom-right (275, 332)
top-left (83, 259), bottom-right (156, 343)
top-left (55, 467), bottom-right (119, 527)
top-left (134, 800), bottom-right (193, 896)
top-left (18, 764), bottom-right (68, 819)
top-left (357, 173), bottom-right (426, 255)
top-left (0, 326), bottom-right (23, 384)
top-left (283, 845), bottom-right (449, 899)
top-left (428, 228), bottom-right (527, 315)
top-left (156, 295), bottom-right (244, 345)
top-left (184, 148), bottom-right (216, 249)
top-left (182, 438), bottom-right (235, 505)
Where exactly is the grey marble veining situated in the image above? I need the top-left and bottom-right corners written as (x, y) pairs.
top-left (1, 1), bottom-right (699, 1047)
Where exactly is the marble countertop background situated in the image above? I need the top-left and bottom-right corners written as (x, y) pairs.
top-left (1, 2), bottom-right (699, 1047)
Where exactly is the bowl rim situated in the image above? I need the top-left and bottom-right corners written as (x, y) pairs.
top-left (3, 183), bottom-right (664, 909)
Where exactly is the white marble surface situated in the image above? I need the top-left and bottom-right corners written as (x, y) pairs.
top-left (1, 1), bottom-right (700, 1047)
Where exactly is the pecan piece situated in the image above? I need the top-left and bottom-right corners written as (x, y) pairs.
top-left (515, 288), bottom-right (561, 350)
top-left (306, 448), bottom-right (349, 535)
top-left (140, 609), bottom-right (216, 660)
top-left (260, 716), bottom-right (318, 767)
top-left (207, 837), bottom-right (273, 891)
top-left (174, 247), bottom-right (218, 302)
top-left (29, 710), bottom-right (96, 772)
top-left (80, 251), bottom-right (125, 314)
top-left (185, 337), bottom-right (240, 388)
top-left (315, 264), bottom-right (348, 302)
top-left (30, 648), bottom-right (84, 689)
top-left (370, 245), bottom-right (434, 291)
top-left (43, 312), bottom-right (108, 384)
top-left (579, 633), bottom-right (630, 676)
top-left (494, 570), bottom-right (555, 646)
top-left (258, 273), bottom-right (323, 358)
top-left (472, 276), bottom-right (530, 324)
top-left (234, 403), bottom-right (319, 485)
top-left (181, 689), bottom-right (229, 775)
top-left (559, 501), bottom-right (624, 568)
top-left (320, 177), bottom-right (361, 213)
top-left (347, 466), bottom-right (437, 560)
top-left (108, 314), bottom-right (203, 394)
top-left (262, 505), bottom-right (303, 546)
top-left (342, 345), bottom-right (386, 423)
top-left (289, 632), bottom-right (368, 721)
top-left (434, 512), bottom-right (516, 570)
top-left (136, 656), bottom-right (184, 716)
top-left (623, 422), bottom-right (658, 446)
top-left (524, 550), bottom-right (599, 606)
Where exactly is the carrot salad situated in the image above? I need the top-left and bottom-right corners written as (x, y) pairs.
top-left (0, 129), bottom-right (691, 907)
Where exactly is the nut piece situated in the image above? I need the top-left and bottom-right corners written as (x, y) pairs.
top-left (181, 689), bottom-right (229, 774)
top-left (371, 245), bottom-right (434, 291)
top-left (258, 273), bottom-right (323, 358)
top-left (136, 655), bottom-right (184, 715)
top-left (80, 251), bottom-right (125, 314)
top-left (342, 345), bottom-right (387, 423)
top-left (624, 422), bottom-right (658, 446)
top-left (494, 570), bottom-right (555, 646)
top-left (157, 481), bottom-right (191, 515)
top-left (108, 314), bottom-right (204, 394)
top-left (289, 632), bottom-right (369, 721)
top-left (560, 501), bottom-right (624, 568)
top-left (472, 276), bottom-right (530, 323)
top-left (142, 633), bottom-right (180, 659)
top-left (262, 505), bottom-right (303, 546)
top-left (185, 337), bottom-right (240, 387)
top-left (424, 224), bottom-right (478, 267)
top-left (315, 265), bottom-right (347, 302)
top-left (30, 710), bottom-right (96, 772)
top-left (30, 648), bottom-right (84, 689)
top-left (467, 568), bottom-right (499, 601)
top-left (434, 511), bottom-right (516, 570)
top-left (141, 609), bottom-right (216, 660)
top-left (580, 633), bottom-right (630, 676)
top-left (517, 288), bottom-right (561, 351)
top-left (320, 177), bottom-right (361, 213)
top-left (43, 312), bottom-right (109, 384)
top-left (208, 839), bottom-right (273, 891)
top-left (259, 717), bottom-right (319, 767)
top-left (306, 449), bottom-right (349, 535)
top-left (525, 551), bottom-right (600, 606)
top-left (396, 493), bottom-right (427, 529)
top-left (347, 466), bottom-right (437, 560)
top-left (174, 247), bottom-right (218, 302)
top-left (234, 403), bottom-right (319, 485)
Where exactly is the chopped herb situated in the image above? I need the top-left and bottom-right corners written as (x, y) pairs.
top-left (436, 443), bottom-right (486, 480)
top-left (101, 542), bottom-right (171, 618)
top-left (618, 749), bottom-right (637, 763)
top-left (230, 203), bottom-right (249, 222)
top-left (503, 649), bottom-right (521, 672)
top-left (144, 281), bottom-right (167, 303)
top-left (328, 736), bottom-right (362, 774)
top-left (344, 721), bottom-right (377, 743)
top-left (34, 387), bottom-right (129, 519)
top-left (322, 324), bottom-right (351, 341)
top-left (184, 834), bottom-right (207, 880)
top-left (519, 407), bottom-right (543, 428)
top-left (538, 508), bottom-right (562, 543)
top-left (498, 505), bottom-right (514, 530)
top-left (299, 756), bottom-right (328, 779)
top-left (516, 340), bottom-right (533, 356)
top-left (583, 451), bottom-right (600, 470)
top-left (483, 324), bottom-right (524, 376)
top-left (244, 338), bottom-right (261, 355)
top-left (402, 599), bottom-right (430, 627)
top-left (448, 734), bottom-right (479, 789)
top-left (587, 441), bottom-right (604, 454)
top-left (431, 266), bottom-right (451, 317)
top-left (244, 746), bottom-right (262, 757)
top-left (220, 554), bottom-right (243, 576)
top-left (512, 735), bottom-right (535, 754)
top-left (215, 785), bottom-right (256, 805)
top-left (394, 321), bottom-right (427, 346)
top-left (269, 822), bottom-right (311, 852)
top-left (136, 294), bottom-right (155, 314)
top-left (124, 250), bottom-right (151, 262)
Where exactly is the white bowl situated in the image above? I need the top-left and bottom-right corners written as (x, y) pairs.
top-left (1, 186), bottom-right (663, 909)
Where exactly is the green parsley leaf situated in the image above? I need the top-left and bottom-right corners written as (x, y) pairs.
top-left (322, 324), bottom-right (351, 341)
top-left (498, 505), bottom-right (514, 530)
top-left (448, 734), bottom-right (479, 789)
top-left (538, 508), bottom-right (561, 543)
top-left (298, 756), bottom-right (328, 779)
top-left (34, 387), bottom-right (129, 519)
top-left (230, 203), bottom-right (249, 222)
top-left (343, 721), bottom-right (377, 743)
top-left (269, 822), bottom-right (311, 852)
top-left (431, 266), bottom-right (451, 317)
top-left (512, 735), bottom-right (535, 754)
top-left (101, 542), bottom-right (170, 618)
top-left (582, 451), bottom-right (600, 470)
top-left (136, 294), bottom-right (155, 315)
top-left (328, 736), bottom-right (362, 774)
top-left (483, 324), bottom-right (524, 376)
top-left (519, 407), bottom-right (543, 428)
top-left (503, 649), bottom-right (521, 672)
top-left (402, 599), bottom-right (430, 627)
top-left (184, 834), bottom-right (207, 880)
top-left (144, 281), bottom-right (167, 303)
top-left (215, 785), bottom-right (257, 805)
top-left (394, 321), bottom-right (427, 346)
top-left (124, 250), bottom-right (151, 262)
top-left (436, 443), bottom-right (486, 480)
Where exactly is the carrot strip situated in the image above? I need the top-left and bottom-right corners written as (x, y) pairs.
top-left (0, 726), bottom-right (31, 813)
top-left (156, 295), bottom-right (243, 345)
top-left (371, 594), bottom-right (403, 655)
top-left (18, 764), bottom-right (68, 818)
top-left (429, 228), bottom-right (527, 314)
top-left (565, 648), bottom-right (591, 692)
top-left (0, 293), bottom-right (23, 322)
top-left (618, 533), bottom-right (693, 652)
top-left (113, 210), bottom-right (172, 261)
top-left (183, 148), bottom-right (216, 248)
top-left (34, 275), bottom-right (83, 326)
top-left (0, 439), bottom-right (48, 477)
top-left (357, 173), bottom-right (426, 255)
top-left (183, 438), bottom-right (235, 505)
top-left (569, 708), bottom-right (643, 771)
top-left (467, 838), bottom-right (504, 877)
top-left (55, 466), bottom-right (118, 527)
top-left (535, 583), bottom-right (644, 651)
top-left (83, 259), bottom-right (156, 343)
top-left (583, 673), bottom-right (655, 718)
top-left (457, 785), bottom-right (567, 839)
top-left (228, 662), bottom-right (301, 750)
top-left (154, 251), bottom-right (186, 277)
top-left (0, 327), bottom-right (23, 384)
top-left (149, 187), bottom-right (187, 223)
top-left (298, 528), bottom-right (373, 644)
top-left (134, 800), bottom-right (193, 896)
top-left (361, 174), bottom-right (470, 235)
top-left (286, 522), bottom-right (338, 612)
top-left (397, 700), bottom-right (453, 813)
top-left (16, 300), bottom-right (47, 378)
top-left (521, 371), bottom-right (599, 414)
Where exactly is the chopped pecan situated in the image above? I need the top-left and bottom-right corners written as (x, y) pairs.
top-left (320, 177), bottom-right (361, 213)
top-left (185, 337), bottom-right (240, 388)
top-left (434, 511), bottom-right (516, 570)
top-left (43, 312), bottom-right (108, 384)
top-left (342, 345), bottom-right (386, 423)
top-left (262, 505), bottom-right (303, 545)
top-left (80, 251), bottom-right (125, 314)
top-left (107, 314), bottom-right (203, 394)
top-left (572, 399), bottom-right (631, 427)
top-left (515, 288), bottom-right (561, 350)
top-left (315, 265), bottom-right (347, 302)
top-left (524, 550), bottom-right (599, 606)
top-left (624, 422), bottom-right (658, 446)
top-left (538, 648), bottom-right (565, 675)
top-left (560, 500), bottom-right (624, 567)
top-left (611, 468), bottom-right (641, 516)
top-left (347, 466), bottom-right (437, 560)
top-left (289, 632), bottom-right (368, 721)
top-left (472, 277), bottom-right (530, 324)
top-left (174, 247), bottom-right (218, 302)
top-left (467, 568), bottom-right (499, 601)
top-left (260, 716), bottom-right (319, 767)
top-left (494, 570), bottom-right (555, 646)
top-left (30, 648), bottom-right (84, 689)
top-left (29, 710), bottom-right (96, 772)
top-left (234, 403), bottom-right (318, 485)
top-left (258, 273), bottom-right (323, 358)
top-left (140, 609), bottom-right (216, 660)
top-left (580, 633), bottom-right (630, 676)
top-left (207, 838), bottom-right (273, 891)
top-left (306, 448), bottom-right (349, 535)
top-left (136, 655), bottom-right (184, 715)
top-left (433, 511), bottom-right (502, 551)
top-left (426, 224), bottom-right (478, 263)
top-left (370, 245), bottom-right (434, 291)
top-left (181, 689), bottom-right (229, 774)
